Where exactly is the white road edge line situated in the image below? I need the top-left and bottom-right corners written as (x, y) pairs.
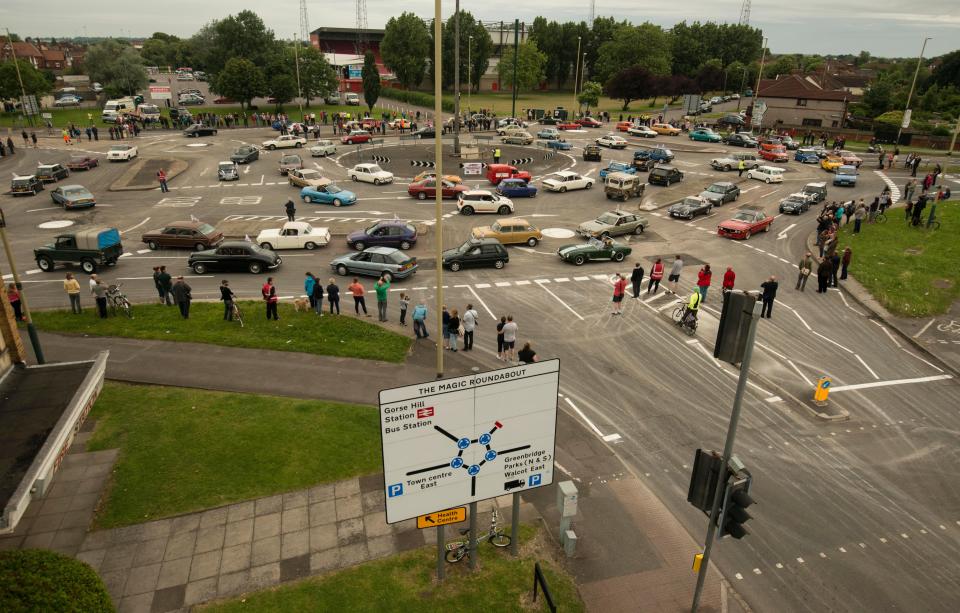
top-left (829, 374), bottom-right (952, 393)
top-left (119, 217), bottom-right (151, 235)
top-left (536, 280), bottom-right (584, 320)
top-left (854, 354), bottom-right (880, 380)
top-left (563, 396), bottom-right (619, 441)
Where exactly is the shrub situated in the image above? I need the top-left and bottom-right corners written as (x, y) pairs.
top-left (379, 88), bottom-right (455, 113)
top-left (0, 550), bottom-right (113, 613)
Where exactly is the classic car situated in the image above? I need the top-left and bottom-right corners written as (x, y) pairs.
top-left (667, 196), bottom-right (713, 220)
top-left (485, 164), bottom-right (531, 185)
top-left (388, 118), bottom-right (412, 130)
top-left (723, 133), bottom-right (757, 147)
top-left (349, 163), bottom-right (393, 185)
top-left (838, 150), bottom-right (863, 167)
top-left (50, 185), bottom-right (96, 209)
top-left (300, 184), bottom-right (357, 206)
top-left (647, 147), bottom-right (675, 163)
top-left (794, 148), bottom-right (820, 164)
top-left (408, 178), bottom-right (468, 200)
top-left (35, 163), bottom-right (70, 182)
top-left (542, 171), bottom-right (593, 192)
top-left (710, 152), bottom-right (759, 172)
top-left (650, 123), bottom-right (681, 136)
top-left (596, 133), bottom-right (628, 148)
top-left (501, 131), bottom-right (534, 145)
top-left (217, 161), bottom-right (239, 181)
top-left (411, 126), bottom-right (436, 139)
top-left (536, 128), bottom-right (560, 140)
top-left (496, 178), bottom-right (538, 198)
top-left (310, 140), bottom-right (338, 157)
top-left (472, 217), bottom-right (543, 247)
top-left (66, 155), bottom-right (99, 171)
top-left (347, 220), bottom-right (418, 251)
top-left (231, 145), bottom-right (260, 164)
top-left (615, 121), bottom-right (633, 132)
top-left (599, 161), bottom-right (636, 180)
top-left (780, 135), bottom-right (799, 150)
top-left (746, 165), bottom-right (785, 183)
top-left (442, 238), bottom-right (510, 271)
top-left (556, 121), bottom-right (580, 130)
top-left (496, 124), bottom-right (527, 136)
top-left (558, 237), bottom-right (632, 265)
top-left (689, 128), bottom-right (722, 143)
top-left (699, 182), bottom-right (740, 206)
top-left (189, 242), bottom-right (281, 274)
top-left (256, 221), bottom-right (331, 250)
top-left (413, 171), bottom-right (463, 184)
top-left (457, 190), bottom-right (515, 215)
top-left (582, 144), bottom-right (602, 162)
top-left (288, 168), bottom-right (330, 188)
top-left (801, 182), bottom-right (828, 203)
top-left (546, 139), bottom-right (573, 150)
top-left (576, 117), bottom-right (603, 128)
top-left (577, 210), bottom-right (647, 238)
top-left (758, 143), bottom-right (788, 162)
top-left (778, 193), bottom-right (813, 214)
top-left (833, 165), bottom-right (858, 187)
top-left (263, 135), bottom-right (306, 150)
top-left (106, 144), bottom-right (138, 161)
top-left (330, 246), bottom-right (417, 281)
top-left (278, 154), bottom-right (303, 175)
top-left (627, 125), bottom-right (658, 138)
top-left (648, 166), bottom-right (684, 186)
top-left (10, 175), bottom-right (44, 196)
top-left (35, 227), bottom-right (122, 274)
top-left (183, 123), bottom-right (217, 137)
top-left (821, 155), bottom-right (844, 172)
top-left (141, 221), bottom-right (224, 251)
top-left (717, 209), bottom-right (774, 239)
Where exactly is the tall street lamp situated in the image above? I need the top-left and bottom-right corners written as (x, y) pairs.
top-left (468, 35), bottom-right (473, 114)
top-left (453, 0), bottom-right (461, 155)
top-left (572, 36), bottom-right (581, 114)
top-left (433, 0), bottom-right (444, 379)
top-left (897, 37), bottom-right (932, 146)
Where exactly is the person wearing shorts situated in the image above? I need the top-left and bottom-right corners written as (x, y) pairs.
top-left (501, 315), bottom-right (518, 363)
top-left (667, 255), bottom-right (683, 294)
top-left (611, 273), bottom-right (627, 315)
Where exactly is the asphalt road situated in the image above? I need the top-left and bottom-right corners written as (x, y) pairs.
top-left (2, 123), bottom-right (958, 612)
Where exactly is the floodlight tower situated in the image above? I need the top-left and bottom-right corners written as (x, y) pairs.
top-left (356, 0), bottom-right (368, 53)
top-left (589, 0), bottom-right (596, 26)
top-left (299, 0), bottom-right (310, 43)
top-left (739, 0), bottom-right (751, 25)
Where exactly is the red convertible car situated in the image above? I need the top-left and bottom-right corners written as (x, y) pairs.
top-left (576, 117), bottom-right (603, 128)
top-left (407, 178), bottom-right (469, 200)
top-left (556, 121), bottom-right (581, 130)
top-left (717, 209), bottom-right (774, 240)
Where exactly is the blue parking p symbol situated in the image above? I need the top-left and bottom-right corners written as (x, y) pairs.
top-left (529, 474), bottom-right (542, 487)
top-left (387, 483), bottom-right (403, 498)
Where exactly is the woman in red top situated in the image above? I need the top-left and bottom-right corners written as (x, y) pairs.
top-left (6, 283), bottom-right (23, 321)
top-left (647, 258), bottom-right (664, 294)
top-left (612, 273), bottom-right (627, 315)
top-left (697, 264), bottom-right (712, 301)
top-left (722, 267), bottom-right (736, 294)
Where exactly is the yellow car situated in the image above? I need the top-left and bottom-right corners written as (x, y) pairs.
top-left (821, 155), bottom-right (843, 172)
top-left (650, 123), bottom-right (681, 136)
top-left (471, 217), bottom-right (543, 247)
top-left (413, 171), bottom-right (462, 184)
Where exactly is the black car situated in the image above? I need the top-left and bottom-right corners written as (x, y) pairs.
top-left (699, 182), bottom-right (740, 206)
top-left (648, 166), bottom-right (684, 186)
top-left (11, 175), bottom-right (44, 196)
top-left (778, 194), bottom-right (812, 215)
top-left (539, 116), bottom-right (560, 125)
top-left (183, 123), bottom-right (218, 137)
top-left (442, 238), bottom-right (509, 272)
top-left (231, 145), bottom-right (260, 164)
top-left (723, 133), bottom-right (756, 147)
top-left (582, 144), bottom-right (602, 162)
top-left (412, 126), bottom-right (435, 139)
top-left (188, 241), bottom-right (281, 274)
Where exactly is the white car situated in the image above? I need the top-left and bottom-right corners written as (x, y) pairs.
top-left (497, 117), bottom-right (526, 128)
top-left (541, 171), bottom-right (594, 193)
top-left (496, 123), bottom-right (527, 136)
top-left (596, 134), bottom-right (628, 149)
top-left (627, 125), bottom-right (657, 138)
top-left (262, 135), bottom-right (307, 150)
top-left (747, 165), bottom-right (785, 184)
top-left (310, 140), bottom-right (337, 157)
top-left (349, 163), bottom-right (394, 185)
top-left (457, 190), bottom-right (515, 215)
top-left (107, 144), bottom-right (138, 162)
top-left (256, 221), bottom-right (330, 251)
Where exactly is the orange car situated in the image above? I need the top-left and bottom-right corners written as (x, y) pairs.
top-left (413, 171), bottom-right (462, 184)
top-left (615, 121), bottom-right (633, 132)
top-left (650, 123), bottom-right (681, 136)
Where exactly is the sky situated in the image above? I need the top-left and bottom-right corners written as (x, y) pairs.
top-left (1, 0), bottom-right (957, 58)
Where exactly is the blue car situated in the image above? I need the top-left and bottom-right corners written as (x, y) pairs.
top-left (300, 184), bottom-right (358, 206)
top-left (547, 139), bottom-right (572, 151)
top-left (536, 128), bottom-right (559, 140)
top-left (794, 148), bottom-right (820, 164)
top-left (833, 165), bottom-right (858, 187)
top-left (496, 178), bottom-right (538, 198)
top-left (649, 147), bottom-right (675, 163)
top-left (599, 161), bottom-right (637, 180)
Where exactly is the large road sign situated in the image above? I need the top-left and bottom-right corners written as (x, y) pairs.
top-left (378, 360), bottom-right (560, 524)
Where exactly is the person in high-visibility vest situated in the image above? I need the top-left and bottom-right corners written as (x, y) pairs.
top-left (494, 148), bottom-right (501, 163)
top-left (682, 289), bottom-right (701, 327)
top-left (738, 159), bottom-right (746, 177)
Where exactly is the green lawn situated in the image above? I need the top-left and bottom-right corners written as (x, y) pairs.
top-left (87, 382), bottom-right (381, 528)
top-left (200, 525), bottom-right (583, 613)
top-left (838, 200), bottom-right (960, 317)
top-left (841, 139), bottom-right (958, 159)
top-left (442, 90), bottom-right (681, 117)
top-left (31, 301), bottom-right (411, 363)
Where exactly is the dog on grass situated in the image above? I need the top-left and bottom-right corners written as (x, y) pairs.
top-left (293, 298), bottom-right (310, 312)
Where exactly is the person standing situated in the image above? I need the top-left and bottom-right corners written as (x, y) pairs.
top-left (612, 273), bottom-right (627, 315)
top-left (348, 278), bottom-right (368, 316)
top-left (759, 276), bottom-right (778, 319)
top-left (284, 199), bottom-right (296, 222)
top-left (30, 132), bottom-right (37, 148)
top-left (816, 257), bottom-right (832, 293)
top-left (152, 266), bottom-right (164, 303)
top-left (853, 203), bottom-right (866, 233)
top-left (911, 155), bottom-right (921, 177)
top-left (92, 278), bottom-right (108, 319)
top-left (501, 315), bottom-right (518, 363)
top-left (462, 304), bottom-right (478, 350)
top-left (375, 274), bottom-right (390, 322)
top-left (412, 300), bottom-right (428, 339)
top-left (172, 276), bottom-right (192, 319)
top-left (667, 255), bottom-right (683, 294)
top-left (647, 258), bottom-right (664, 294)
top-left (796, 252), bottom-right (814, 291)
top-left (64, 273), bottom-right (82, 314)
top-left (441, 305), bottom-right (451, 349)
top-left (6, 284), bottom-right (23, 321)
top-left (496, 316), bottom-right (506, 360)
top-left (904, 179), bottom-right (916, 204)
top-left (157, 168), bottom-right (169, 193)
top-left (263, 278), bottom-right (279, 320)
top-left (829, 251), bottom-right (841, 287)
top-left (21, 130), bottom-right (28, 148)
top-left (737, 159), bottom-right (745, 177)
top-left (157, 266), bottom-right (173, 305)
top-left (630, 263), bottom-right (644, 299)
top-left (722, 267), bottom-right (735, 294)
top-left (305, 272), bottom-right (317, 311)
top-left (312, 278), bottom-right (324, 316)
top-left (220, 280), bottom-right (235, 320)
top-left (448, 308), bottom-right (461, 352)
top-left (326, 278), bottom-right (340, 314)
top-left (398, 293), bottom-right (410, 326)
top-left (493, 148), bottom-right (501, 163)
top-left (696, 264), bottom-right (712, 301)
top-left (5, 136), bottom-right (14, 155)
top-left (840, 247), bottom-right (853, 280)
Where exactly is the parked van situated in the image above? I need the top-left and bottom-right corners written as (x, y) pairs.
top-left (747, 165), bottom-right (784, 183)
top-left (344, 93), bottom-right (360, 106)
top-left (102, 97), bottom-right (137, 122)
top-left (136, 104), bottom-right (161, 121)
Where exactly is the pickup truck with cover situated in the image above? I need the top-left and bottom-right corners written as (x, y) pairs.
top-left (35, 227), bottom-right (122, 274)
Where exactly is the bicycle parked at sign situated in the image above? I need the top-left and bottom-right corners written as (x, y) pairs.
top-left (444, 509), bottom-right (511, 563)
top-left (106, 283), bottom-right (132, 318)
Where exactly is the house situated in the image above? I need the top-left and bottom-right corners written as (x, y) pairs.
top-left (40, 48), bottom-right (66, 72)
top-left (0, 41), bottom-right (44, 69)
top-left (753, 75), bottom-right (858, 129)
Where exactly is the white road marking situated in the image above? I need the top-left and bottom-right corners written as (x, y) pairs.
top-left (766, 396), bottom-right (783, 403)
top-left (563, 396), bottom-right (616, 441)
top-left (829, 374), bottom-right (952, 393)
top-left (26, 206), bottom-right (62, 213)
top-left (812, 330), bottom-right (855, 354)
top-left (786, 359), bottom-right (813, 386)
top-left (854, 354), bottom-right (880, 380)
top-left (776, 223), bottom-right (796, 240)
top-left (466, 285), bottom-right (496, 320)
top-left (119, 217), bottom-right (151, 234)
top-left (136, 249), bottom-right (151, 254)
top-left (735, 573), bottom-right (743, 580)
top-left (536, 280), bottom-right (584, 320)
top-left (913, 318), bottom-right (935, 339)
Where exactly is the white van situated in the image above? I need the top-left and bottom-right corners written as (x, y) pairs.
top-left (747, 165), bottom-right (785, 184)
top-left (344, 93), bottom-right (360, 106)
top-left (102, 97), bottom-right (137, 122)
top-left (137, 103), bottom-right (160, 121)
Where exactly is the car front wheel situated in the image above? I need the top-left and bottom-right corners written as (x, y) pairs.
top-left (195, 243), bottom-right (206, 251)
top-left (353, 241), bottom-right (365, 251)
top-left (613, 251), bottom-right (625, 262)
top-left (449, 262), bottom-right (462, 272)
top-left (147, 241), bottom-right (159, 250)
top-left (81, 259), bottom-right (96, 274)
top-left (248, 262), bottom-right (263, 274)
top-left (526, 237), bottom-right (538, 247)
top-left (494, 260), bottom-right (505, 269)
top-left (337, 264), bottom-right (349, 276)
top-left (573, 255), bottom-right (585, 266)
top-left (497, 205), bottom-right (511, 215)
top-left (36, 256), bottom-right (54, 272)
top-left (333, 199), bottom-right (342, 207)
top-left (634, 225), bottom-right (644, 235)
top-left (460, 206), bottom-right (474, 215)
top-left (304, 242), bottom-right (316, 250)
top-left (303, 195), bottom-right (312, 203)
top-left (192, 263), bottom-right (206, 274)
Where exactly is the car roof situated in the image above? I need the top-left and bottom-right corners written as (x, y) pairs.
top-left (37, 163), bottom-right (59, 169)
top-left (710, 182), bottom-right (734, 188)
top-left (463, 190), bottom-right (494, 195)
top-left (365, 246), bottom-right (401, 254)
top-left (758, 165), bottom-right (783, 171)
top-left (653, 165), bottom-right (677, 171)
top-left (468, 237), bottom-right (504, 245)
top-left (219, 240), bottom-right (255, 247)
top-left (494, 217), bottom-right (530, 225)
top-left (59, 184), bottom-right (87, 190)
top-left (550, 171), bottom-right (578, 177)
top-left (219, 161), bottom-right (235, 165)
top-left (804, 182), bottom-right (827, 188)
top-left (12, 174), bottom-right (37, 180)
top-left (167, 221), bottom-right (206, 229)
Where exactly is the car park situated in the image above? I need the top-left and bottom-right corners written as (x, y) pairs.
top-left (217, 161), bottom-right (239, 181)
top-left (723, 132), bottom-right (757, 147)
top-left (408, 178), bottom-right (468, 200)
top-left (183, 123), bottom-right (218, 137)
top-left (10, 175), bottom-right (44, 196)
top-left (190, 242), bottom-right (281, 274)
top-left (263, 134), bottom-right (306, 150)
top-left (230, 145), bottom-right (259, 164)
top-left (472, 218), bottom-right (543, 247)
top-left (604, 172), bottom-right (646, 202)
top-left (667, 196), bottom-right (713, 220)
top-left (496, 178), bottom-right (537, 198)
top-left (309, 140), bottom-right (337, 157)
top-left (288, 168), bottom-right (330, 188)
top-left (596, 133), bottom-right (628, 148)
top-left (542, 171), bottom-right (593, 193)
top-left (457, 190), bottom-right (515, 215)
top-left (778, 193), bottom-right (813, 214)
top-left (349, 163), bottom-right (394, 185)
top-left (66, 155), bottom-right (99, 171)
top-left (833, 165), bottom-right (858, 187)
top-left (36, 163), bottom-right (70, 182)
top-left (501, 131), bottom-right (534, 145)
top-left (710, 152), bottom-right (759, 172)
top-left (50, 185), bottom-right (96, 209)
top-left (648, 166), bottom-right (684, 186)
top-left (689, 128), bottom-right (722, 143)
top-left (747, 165), bottom-right (784, 183)
top-left (141, 221), bottom-right (224, 251)
top-left (699, 182), bottom-right (740, 206)
top-left (582, 144), bottom-right (602, 162)
top-left (717, 209), bottom-right (773, 239)
top-left (794, 148), bottom-right (820, 164)
top-left (577, 210), bottom-right (647, 238)
top-left (627, 125), bottom-right (658, 138)
top-left (558, 237), bottom-right (632, 266)
top-left (759, 142), bottom-right (788, 162)
top-left (331, 246), bottom-right (417, 281)
top-left (546, 139), bottom-right (572, 150)
top-left (35, 227), bottom-right (122, 274)
top-left (537, 128), bottom-right (560, 140)
top-left (347, 220), bottom-right (418, 251)
top-left (300, 184), bottom-right (357, 206)
top-left (279, 154), bottom-right (303, 175)
top-left (442, 238), bottom-right (509, 272)
top-left (801, 182), bottom-right (828, 203)
top-left (486, 164), bottom-right (531, 185)
top-left (256, 221), bottom-right (331, 250)
top-left (821, 155), bottom-right (844, 172)
top-left (651, 123), bottom-right (681, 136)
top-left (577, 117), bottom-right (602, 128)
top-left (599, 161), bottom-right (637, 180)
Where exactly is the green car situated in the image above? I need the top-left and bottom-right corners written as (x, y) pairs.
top-left (689, 128), bottom-right (722, 143)
top-left (558, 238), bottom-right (632, 266)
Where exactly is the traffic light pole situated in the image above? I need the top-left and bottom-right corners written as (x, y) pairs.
top-left (690, 299), bottom-right (761, 612)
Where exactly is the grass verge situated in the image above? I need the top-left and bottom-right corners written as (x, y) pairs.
top-left (838, 200), bottom-right (959, 316)
top-left (200, 525), bottom-right (583, 613)
top-left (31, 301), bottom-right (411, 363)
top-left (87, 382), bottom-right (381, 528)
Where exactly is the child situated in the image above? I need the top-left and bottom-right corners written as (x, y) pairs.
top-left (399, 293), bottom-right (410, 326)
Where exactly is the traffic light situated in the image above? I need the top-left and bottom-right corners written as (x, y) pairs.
top-left (718, 474), bottom-right (754, 539)
top-left (687, 449), bottom-right (724, 514)
top-left (714, 291), bottom-right (757, 364)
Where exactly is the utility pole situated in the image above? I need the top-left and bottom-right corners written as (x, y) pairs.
top-left (6, 29), bottom-right (35, 127)
top-left (453, 0), bottom-right (461, 155)
top-left (0, 209), bottom-right (44, 363)
top-left (897, 37), bottom-right (931, 146)
top-left (747, 38), bottom-right (767, 130)
top-left (293, 35), bottom-right (304, 120)
top-left (467, 36), bottom-right (473, 115)
top-left (432, 3), bottom-right (444, 379)
top-left (947, 113), bottom-right (959, 157)
top-left (572, 36), bottom-right (581, 115)
top-left (510, 19), bottom-right (519, 121)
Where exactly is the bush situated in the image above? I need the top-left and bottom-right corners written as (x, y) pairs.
top-left (380, 88), bottom-right (455, 113)
top-left (931, 125), bottom-right (951, 137)
top-left (0, 550), bottom-right (113, 613)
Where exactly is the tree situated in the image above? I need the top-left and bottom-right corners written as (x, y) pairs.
top-left (0, 60), bottom-right (52, 100)
top-left (577, 81), bottom-right (602, 111)
top-left (381, 12), bottom-right (431, 90)
top-left (440, 11), bottom-right (493, 91)
top-left (583, 17), bottom-right (621, 81)
top-left (140, 32), bottom-right (183, 69)
top-left (84, 40), bottom-right (148, 97)
top-left (205, 11), bottom-right (281, 76)
top-left (862, 79), bottom-right (894, 117)
top-left (362, 50), bottom-right (381, 111)
top-left (763, 55), bottom-right (800, 79)
top-left (268, 73), bottom-right (297, 109)
top-left (696, 59), bottom-right (724, 93)
top-left (594, 23), bottom-right (671, 85)
top-left (497, 40), bottom-right (547, 93)
top-left (215, 57), bottom-right (266, 109)
top-left (929, 50), bottom-right (960, 90)
top-left (606, 66), bottom-right (654, 110)
top-left (297, 45), bottom-right (337, 107)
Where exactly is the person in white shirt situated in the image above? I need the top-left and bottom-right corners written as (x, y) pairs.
top-left (462, 304), bottom-right (479, 351)
top-left (501, 315), bottom-right (518, 363)
top-left (88, 274), bottom-right (99, 294)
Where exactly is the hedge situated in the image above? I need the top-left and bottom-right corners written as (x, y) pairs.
top-left (379, 88), bottom-right (456, 113)
top-left (0, 550), bottom-right (113, 613)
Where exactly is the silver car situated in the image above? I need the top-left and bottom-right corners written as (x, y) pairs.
top-left (310, 140), bottom-right (338, 157)
top-left (330, 246), bottom-right (418, 281)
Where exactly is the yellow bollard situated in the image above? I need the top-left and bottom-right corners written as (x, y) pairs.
top-left (814, 376), bottom-right (832, 406)
top-left (692, 553), bottom-right (703, 573)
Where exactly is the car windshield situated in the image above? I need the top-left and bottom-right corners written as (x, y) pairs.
top-left (364, 223), bottom-right (383, 234)
top-left (12, 179), bottom-right (31, 186)
top-left (281, 155), bottom-right (300, 163)
top-left (62, 187), bottom-right (87, 196)
top-left (300, 170), bottom-right (319, 177)
top-left (490, 222), bottom-right (503, 232)
top-left (219, 163), bottom-right (234, 170)
top-left (733, 212), bottom-right (756, 222)
top-left (457, 240), bottom-right (479, 253)
top-left (110, 145), bottom-right (129, 151)
top-left (326, 185), bottom-right (342, 194)
top-left (197, 223), bottom-right (215, 235)
top-left (596, 213), bottom-right (620, 225)
top-left (682, 198), bottom-right (702, 207)
top-left (706, 185), bottom-right (726, 194)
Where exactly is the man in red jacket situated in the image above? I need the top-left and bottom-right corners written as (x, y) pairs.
top-left (722, 267), bottom-right (736, 295)
top-left (612, 273), bottom-right (627, 315)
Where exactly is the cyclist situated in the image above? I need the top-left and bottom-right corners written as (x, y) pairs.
top-left (220, 279), bottom-right (235, 321)
top-left (681, 289), bottom-right (701, 329)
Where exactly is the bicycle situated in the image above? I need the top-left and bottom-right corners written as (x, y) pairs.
top-left (672, 301), bottom-right (697, 336)
top-left (444, 509), bottom-right (511, 563)
top-left (231, 302), bottom-right (244, 327)
top-left (874, 211), bottom-right (887, 223)
top-left (106, 283), bottom-right (132, 318)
